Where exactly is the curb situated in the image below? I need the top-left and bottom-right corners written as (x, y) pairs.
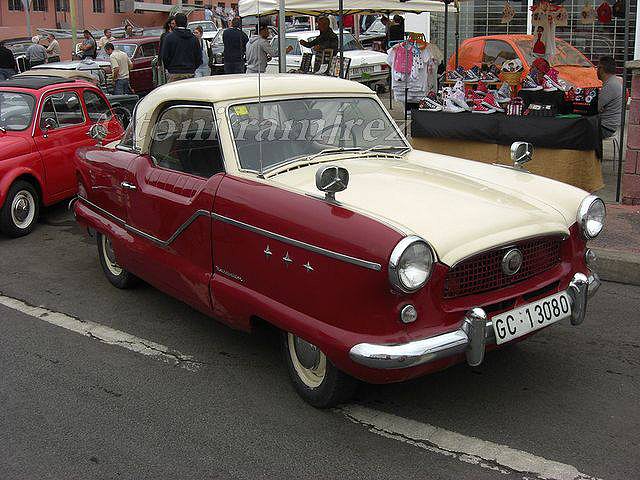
top-left (591, 248), bottom-right (640, 286)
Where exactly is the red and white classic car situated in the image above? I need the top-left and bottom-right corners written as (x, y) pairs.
top-left (72, 75), bottom-right (603, 407)
top-left (0, 75), bottom-right (123, 237)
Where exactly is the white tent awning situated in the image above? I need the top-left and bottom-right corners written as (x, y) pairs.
top-left (239, 0), bottom-right (448, 17)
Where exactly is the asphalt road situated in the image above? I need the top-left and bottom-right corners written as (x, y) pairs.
top-left (1, 204), bottom-right (638, 480)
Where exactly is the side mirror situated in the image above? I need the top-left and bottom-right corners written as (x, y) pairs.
top-left (88, 123), bottom-right (108, 144)
top-left (315, 165), bottom-right (349, 202)
top-left (510, 141), bottom-right (533, 169)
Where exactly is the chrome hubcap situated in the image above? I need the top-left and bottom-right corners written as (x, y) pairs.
top-left (102, 235), bottom-right (123, 276)
top-left (11, 190), bottom-right (35, 229)
top-left (288, 333), bottom-right (326, 389)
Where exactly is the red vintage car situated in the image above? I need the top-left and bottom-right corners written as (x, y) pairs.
top-left (72, 75), bottom-right (602, 407)
top-left (96, 37), bottom-right (160, 95)
top-left (0, 75), bottom-right (123, 237)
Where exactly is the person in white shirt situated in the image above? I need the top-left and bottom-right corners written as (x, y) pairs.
top-left (97, 29), bottom-right (113, 50)
top-left (193, 26), bottom-right (212, 77)
top-left (45, 33), bottom-right (61, 63)
top-left (105, 43), bottom-right (133, 95)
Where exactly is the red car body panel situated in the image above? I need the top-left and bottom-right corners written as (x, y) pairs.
top-left (73, 134), bottom-right (590, 383)
top-left (0, 81), bottom-right (124, 211)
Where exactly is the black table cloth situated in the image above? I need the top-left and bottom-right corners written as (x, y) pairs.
top-left (411, 110), bottom-right (602, 158)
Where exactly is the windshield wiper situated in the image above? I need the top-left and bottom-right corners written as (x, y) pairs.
top-left (358, 145), bottom-right (410, 155)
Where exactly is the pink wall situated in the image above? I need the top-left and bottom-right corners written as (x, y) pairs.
top-left (1, 0), bottom-right (227, 41)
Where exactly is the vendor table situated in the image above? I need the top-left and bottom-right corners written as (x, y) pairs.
top-left (410, 110), bottom-right (604, 192)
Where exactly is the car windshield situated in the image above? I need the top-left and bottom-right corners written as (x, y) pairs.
top-left (229, 97), bottom-right (407, 173)
top-left (189, 22), bottom-right (217, 32)
top-left (516, 39), bottom-right (592, 67)
top-left (0, 92), bottom-right (35, 131)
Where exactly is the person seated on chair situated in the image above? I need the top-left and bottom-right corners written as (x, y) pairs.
top-left (597, 55), bottom-right (623, 139)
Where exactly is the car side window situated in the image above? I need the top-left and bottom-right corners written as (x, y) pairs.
top-left (40, 98), bottom-right (58, 130)
top-left (149, 105), bottom-right (224, 178)
top-left (482, 40), bottom-right (517, 67)
top-left (141, 43), bottom-right (156, 57)
top-left (40, 91), bottom-right (85, 129)
top-left (83, 90), bottom-right (112, 123)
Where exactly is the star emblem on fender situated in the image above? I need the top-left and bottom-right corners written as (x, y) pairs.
top-left (282, 252), bottom-right (293, 266)
top-left (264, 245), bottom-right (272, 258)
top-left (303, 262), bottom-right (314, 272)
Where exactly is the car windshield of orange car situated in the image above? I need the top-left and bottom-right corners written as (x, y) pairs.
top-left (0, 92), bottom-right (35, 131)
top-left (516, 40), bottom-right (592, 67)
top-left (229, 97), bottom-right (408, 173)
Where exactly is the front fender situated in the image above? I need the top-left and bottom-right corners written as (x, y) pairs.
top-left (0, 165), bottom-right (45, 208)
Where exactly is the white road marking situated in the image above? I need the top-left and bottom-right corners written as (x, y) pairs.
top-left (0, 294), bottom-right (201, 371)
top-left (339, 405), bottom-right (602, 480)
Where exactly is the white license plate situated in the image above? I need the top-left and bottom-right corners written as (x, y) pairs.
top-left (353, 66), bottom-right (375, 74)
top-left (492, 291), bottom-right (571, 345)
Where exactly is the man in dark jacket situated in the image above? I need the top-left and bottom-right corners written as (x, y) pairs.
top-left (300, 17), bottom-right (338, 53)
top-left (222, 17), bottom-right (248, 74)
top-left (161, 13), bottom-right (202, 82)
top-left (0, 42), bottom-right (17, 80)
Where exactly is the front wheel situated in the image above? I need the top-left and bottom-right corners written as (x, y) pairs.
top-left (282, 332), bottom-right (358, 408)
top-left (96, 232), bottom-right (139, 289)
top-left (0, 180), bottom-right (40, 237)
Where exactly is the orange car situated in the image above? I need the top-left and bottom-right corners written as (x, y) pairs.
top-left (447, 34), bottom-right (601, 89)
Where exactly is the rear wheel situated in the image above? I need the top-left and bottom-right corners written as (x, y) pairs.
top-left (0, 180), bottom-right (40, 237)
top-left (282, 332), bottom-right (358, 408)
top-left (97, 232), bottom-right (139, 289)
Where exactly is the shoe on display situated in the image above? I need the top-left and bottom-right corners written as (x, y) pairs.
top-left (463, 68), bottom-right (480, 83)
top-left (544, 68), bottom-right (569, 91)
top-left (476, 81), bottom-right (489, 96)
top-left (542, 79), bottom-right (558, 92)
top-left (472, 100), bottom-right (496, 114)
top-left (427, 90), bottom-right (438, 101)
top-left (521, 74), bottom-right (542, 91)
top-left (481, 93), bottom-right (505, 112)
top-left (466, 90), bottom-right (484, 104)
top-left (443, 98), bottom-right (465, 113)
top-left (502, 59), bottom-right (523, 73)
top-left (495, 82), bottom-right (511, 103)
top-left (480, 70), bottom-right (500, 83)
top-left (450, 88), bottom-right (472, 111)
top-left (489, 64), bottom-right (502, 77)
top-left (585, 88), bottom-right (597, 103)
top-left (447, 70), bottom-right (462, 81)
top-left (419, 96), bottom-right (443, 111)
top-left (441, 86), bottom-right (452, 101)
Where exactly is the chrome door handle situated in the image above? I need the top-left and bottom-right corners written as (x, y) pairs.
top-left (121, 181), bottom-right (137, 190)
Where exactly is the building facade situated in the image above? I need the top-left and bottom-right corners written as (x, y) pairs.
top-left (0, 0), bottom-right (237, 40)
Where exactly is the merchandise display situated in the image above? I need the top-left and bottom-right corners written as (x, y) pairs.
top-left (387, 40), bottom-right (442, 103)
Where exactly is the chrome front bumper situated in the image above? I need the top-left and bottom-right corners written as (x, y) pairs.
top-left (349, 272), bottom-right (600, 370)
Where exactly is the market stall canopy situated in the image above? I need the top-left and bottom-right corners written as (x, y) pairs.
top-left (239, 0), bottom-right (448, 17)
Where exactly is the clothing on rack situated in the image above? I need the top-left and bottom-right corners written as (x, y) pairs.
top-left (387, 41), bottom-right (441, 103)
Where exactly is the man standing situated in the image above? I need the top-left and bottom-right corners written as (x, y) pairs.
top-left (204, 4), bottom-right (213, 22)
top-left (98, 29), bottom-right (113, 50)
top-left (105, 43), bottom-right (133, 94)
top-left (300, 17), bottom-right (338, 53)
top-left (246, 24), bottom-right (275, 74)
top-left (79, 30), bottom-right (97, 59)
top-left (597, 56), bottom-right (623, 139)
top-left (193, 26), bottom-right (212, 77)
top-left (161, 13), bottom-right (202, 82)
top-left (0, 42), bottom-right (16, 80)
top-left (223, 17), bottom-right (248, 74)
top-left (25, 36), bottom-right (47, 69)
top-left (45, 33), bottom-right (61, 63)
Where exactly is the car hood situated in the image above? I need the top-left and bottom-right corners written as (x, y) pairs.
top-left (0, 134), bottom-right (33, 161)
top-left (344, 50), bottom-right (388, 64)
top-left (554, 65), bottom-right (601, 89)
top-left (270, 150), bottom-right (585, 265)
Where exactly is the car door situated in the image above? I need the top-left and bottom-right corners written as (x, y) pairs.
top-left (34, 89), bottom-right (91, 199)
top-left (82, 88), bottom-right (125, 141)
top-left (130, 43), bottom-right (157, 94)
top-left (123, 103), bottom-right (225, 311)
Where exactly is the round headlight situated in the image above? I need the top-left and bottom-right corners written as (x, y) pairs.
top-left (389, 236), bottom-right (434, 293)
top-left (577, 195), bottom-right (606, 239)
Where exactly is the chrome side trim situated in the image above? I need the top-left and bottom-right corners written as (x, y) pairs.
top-left (211, 212), bottom-right (382, 271)
top-left (75, 196), bottom-right (382, 271)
